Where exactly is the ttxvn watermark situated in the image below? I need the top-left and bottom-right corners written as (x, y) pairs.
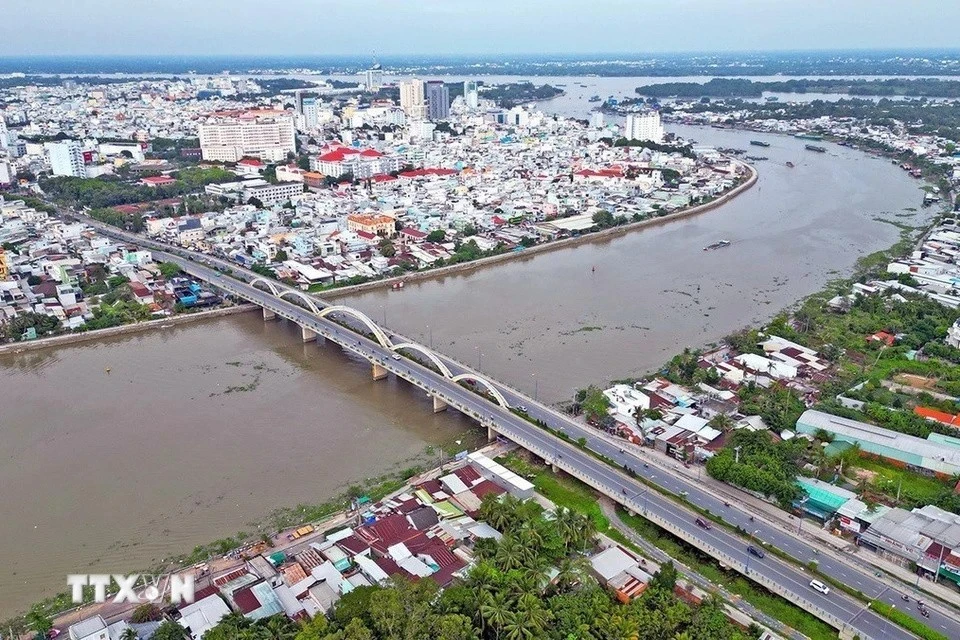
top-left (68, 574), bottom-right (195, 604)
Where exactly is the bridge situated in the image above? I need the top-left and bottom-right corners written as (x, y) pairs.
top-left (75, 215), bottom-right (958, 640)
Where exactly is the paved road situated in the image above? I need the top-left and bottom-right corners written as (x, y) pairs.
top-left (74, 217), bottom-right (936, 639)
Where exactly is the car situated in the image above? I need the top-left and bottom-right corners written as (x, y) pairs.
top-left (747, 545), bottom-right (765, 559)
top-left (392, 354), bottom-right (402, 360)
top-left (809, 580), bottom-right (830, 595)
top-left (695, 518), bottom-right (712, 530)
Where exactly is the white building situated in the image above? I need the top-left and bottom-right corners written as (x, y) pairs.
top-left (198, 110), bottom-right (296, 162)
top-left (463, 81), bottom-right (479, 110)
top-left (408, 121), bottom-right (436, 141)
top-left (99, 142), bottom-right (145, 162)
top-left (241, 180), bottom-right (303, 206)
top-left (399, 79), bottom-right (426, 119)
top-left (68, 616), bottom-right (108, 640)
top-left (47, 140), bottom-right (86, 177)
top-left (624, 111), bottom-right (664, 143)
top-left (364, 65), bottom-right (384, 91)
top-left (0, 160), bottom-right (12, 186)
top-left (590, 112), bottom-right (605, 129)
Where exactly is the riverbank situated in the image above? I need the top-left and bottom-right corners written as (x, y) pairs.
top-left (0, 304), bottom-right (257, 355)
top-left (323, 161), bottom-right (758, 299)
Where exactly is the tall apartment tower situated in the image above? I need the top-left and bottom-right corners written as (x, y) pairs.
top-left (624, 111), bottom-right (664, 143)
top-left (47, 140), bottom-right (86, 177)
top-left (425, 81), bottom-right (450, 121)
top-left (399, 79), bottom-right (426, 119)
top-left (463, 81), bottom-right (479, 110)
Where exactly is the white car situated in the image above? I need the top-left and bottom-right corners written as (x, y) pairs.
top-left (392, 354), bottom-right (402, 360)
top-left (809, 579), bottom-right (830, 595)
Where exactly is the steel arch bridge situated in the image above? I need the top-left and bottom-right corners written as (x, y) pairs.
top-left (248, 279), bottom-right (512, 408)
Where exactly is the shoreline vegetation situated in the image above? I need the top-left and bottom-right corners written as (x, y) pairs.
top-left (635, 77), bottom-right (960, 99)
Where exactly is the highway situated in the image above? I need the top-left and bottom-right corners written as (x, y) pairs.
top-left (74, 216), bottom-right (945, 639)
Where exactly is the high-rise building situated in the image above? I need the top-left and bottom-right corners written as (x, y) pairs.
top-left (294, 90), bottom-right (305, 115)
top-left (301, 97), bottom-right (319, 131)
top-left (0, 159), bottom-right (11, 187)
top-left (425, 81), bottom-right (450, 121)
top-left (590, 112), bottom-right (605, 129)
top-left (47, 140), bottom-right (86, 177)
top-left (624, 111), bottom-right (664, 143)
top-left (463, 81), bottom-right (479, 110)
top-left (198, 110), bottom-right (296, 162)
top-left (365, 64), bottom-right (384, 92)
top-left (0, 118), bottom-right (8, 149)
top-left (399, 79), bottom-right (426, 119)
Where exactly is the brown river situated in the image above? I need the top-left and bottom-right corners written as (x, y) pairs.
top-left (0, 110), bottom-right (932, 616)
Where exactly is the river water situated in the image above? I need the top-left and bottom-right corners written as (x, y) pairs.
top-left (0, 77), bottom-right (933, 617)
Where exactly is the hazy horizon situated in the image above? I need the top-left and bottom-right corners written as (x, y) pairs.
top-left (5, 1), bottom-right (960, 57)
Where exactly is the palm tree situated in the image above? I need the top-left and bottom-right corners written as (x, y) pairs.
top-left (552, 556), bottom-right (590, 594)
top-left (709, 413), bottom-right (734, 432)
top-left (120, 628), bottom-right (139, 640)
top-left (480, 591), bottom-right (511, 640)
top-left (494, 535), bottom-right (527, 572)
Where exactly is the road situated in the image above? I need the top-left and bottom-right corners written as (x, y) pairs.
top-left (73, 216), bottom-right (940, 639)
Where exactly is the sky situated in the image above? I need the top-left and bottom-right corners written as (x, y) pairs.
top-left (4, 0), bottom-right (960, 57)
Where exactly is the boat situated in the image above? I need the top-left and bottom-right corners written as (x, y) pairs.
top-left (703, 240), bottom-right (731, 251)
top-left (805, 144), bottom-right (826, 153)
top-left (795, 133), bottom-right (823, 141)
top-left (390, 281), bottom-right (405, 290)
top-left (588, 95), bottom-right (601, 103)
top-left (765, 96), bottom-right (779, 102)
top-left (750, 140), bottom-right (771, 147)
top-left (745, 155), bottom-right (768, 161)
top-left (786, 161), bottom-right (795, 168)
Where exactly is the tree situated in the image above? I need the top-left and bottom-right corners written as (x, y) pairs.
top-left (462, 224), bottom-right (477, 237)
top-left (581, 386), bottom-right (612, 422)
top-left (709, 413), bottom-right (734, 432)
top-left (275, 248), bottom-right (289, 262)
top-left (26, 609), bottom-right (53, 639)
top-left (120, 628), bottom-right (139, 640)
top-left (591, 210), bottom-right (615, 229)
top-left (131, 602), bottom-right (162, 623)
top-left (151, 621), bottom-right (188, 640)
top-left (247, 196), bottom-right (264, 208)
top-left (157, 262), bottom-right (181, 280)
top-left (651, 561), bottom-right (678, 593)
top-left (294, 615), bottom-right (329, 640)
top-left (480, 591), bottom-right (511, 639)
top-left (427, 229), bottom-right (447, 243)
top-left (378, 238), bottom-right (396, 258)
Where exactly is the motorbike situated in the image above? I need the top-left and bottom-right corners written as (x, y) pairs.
top-left (901, 594), bottom-right (909, 602)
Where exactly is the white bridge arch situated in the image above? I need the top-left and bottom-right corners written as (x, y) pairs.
top-left (250, 277), bottom-right (281, 297)
top-left (317, 305), bottom-right (392, 348)
top-left (247, 281), bottom-right (513, 411)
top-left (390, 343), bottom-right (453, 377)
top-left (451, 374), bottom-right (510, 408)
top-left (278, 290), bottom-right (322, 315)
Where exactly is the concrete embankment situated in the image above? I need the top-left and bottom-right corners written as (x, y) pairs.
top-left (324, 162), bottom-right (758, 299)
top-left (0, 304), bottom-right (258, 355)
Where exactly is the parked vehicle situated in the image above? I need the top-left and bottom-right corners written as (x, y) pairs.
top-left (747, 545), bottom-right (765, 559)
top-left (392, 354), bottom-right (402, 360)
top-left (809, 579), bottom-right (830, 595)
top-left (695, 518), bottom-right (712, 530)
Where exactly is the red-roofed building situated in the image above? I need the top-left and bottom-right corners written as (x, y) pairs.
top-left (400, 227), bottom-right (428, 243)
top-left (236, 157), bottom-right (265, 176)
top-left (397, 168), bottom-right (457, 179)
top-left (141, 176), bottom-right (176, 187)
top-left (311, 145), bottom-right (401, 178)
top-left (915, 407), bottom-right (960, 429)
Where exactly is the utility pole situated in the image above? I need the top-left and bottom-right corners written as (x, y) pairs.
top-left (734, 445), bottom-right (742, 464)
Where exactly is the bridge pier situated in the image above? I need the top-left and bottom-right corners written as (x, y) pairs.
top-left (487, 425), bottom-right (497, 441)
top-left (300, 326), bottom-right (317, 342)
top-left (432, 396), bottom-right (448, 413)
top-left (262, 307), bottom-right (276, 321)
top-left (371, 363), bottom-right (388, 381)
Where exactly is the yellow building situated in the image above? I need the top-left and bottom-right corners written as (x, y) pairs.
top-left (0, 248), bottom-right (9, 281)
top-left (346, 214), bottom-right (396, 237)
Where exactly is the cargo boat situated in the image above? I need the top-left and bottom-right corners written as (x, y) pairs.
top-left (805, 144), bottom-right (826, 153)
top-left (795, 133), bottom-right (823, 141)
top-left (750, 140), bottom-right (771, 147)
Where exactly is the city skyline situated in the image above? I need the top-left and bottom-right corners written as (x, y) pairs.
top-left (4, 0), bottom-right (960, 57)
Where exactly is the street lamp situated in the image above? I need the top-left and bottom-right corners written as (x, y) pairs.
top-left (797, 496), bottom-right (808, 534)
top-left (380, 304), bottom-right (386, 325)
top-left (532, 372), bottom-right (538, 401)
